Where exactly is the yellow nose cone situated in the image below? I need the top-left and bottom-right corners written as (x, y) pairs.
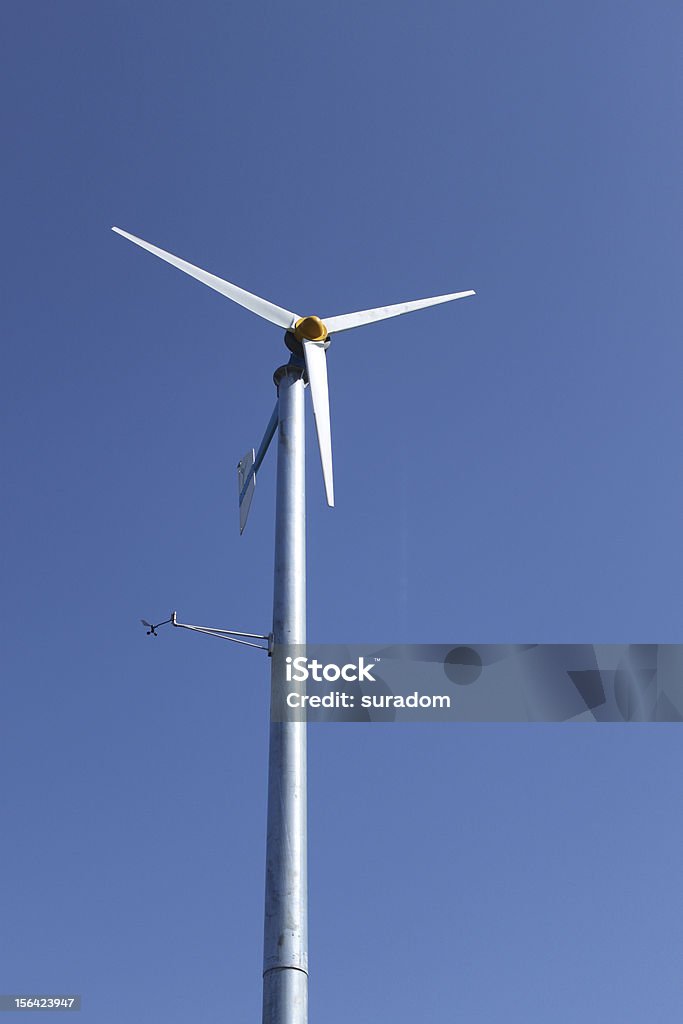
top-left (294, 316), bottom-right (328, 342)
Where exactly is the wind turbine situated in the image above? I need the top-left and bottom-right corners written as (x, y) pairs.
top-left (113, 225), bottom-right (474, 1024)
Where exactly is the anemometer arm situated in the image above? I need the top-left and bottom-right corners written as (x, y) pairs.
top-left (173, 614), bottom-right (272, 651)
top-left (141, 611), bottom-right (271, 652)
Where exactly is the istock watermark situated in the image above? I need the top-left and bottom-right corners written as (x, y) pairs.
top-left (271, 644), bottom-right (683, 723)
top-left (285, 656), bottom-right (378, 683)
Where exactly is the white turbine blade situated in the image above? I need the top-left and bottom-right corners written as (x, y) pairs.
top-left (302, 341), bottom-right (334, 507)
top-left (112, 227), bottom-right (299, 330)
top-left (323, 289), bottom-right (475, 335)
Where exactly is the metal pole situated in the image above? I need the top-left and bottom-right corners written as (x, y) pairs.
top-left (262, 362), bottom-right (308, 1024)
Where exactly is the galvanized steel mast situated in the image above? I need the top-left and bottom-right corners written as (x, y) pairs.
top-left (262, 360), bottom-right (308, 1024)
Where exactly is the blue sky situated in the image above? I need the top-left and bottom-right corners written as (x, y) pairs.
top-left (1, 1), bottom-right (681, 1021)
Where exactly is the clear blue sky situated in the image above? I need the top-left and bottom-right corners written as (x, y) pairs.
top-left (1, 1), bottom-right (681, 1020)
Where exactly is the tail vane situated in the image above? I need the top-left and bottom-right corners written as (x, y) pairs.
top-left (238, 449), bottom-right (257, 534)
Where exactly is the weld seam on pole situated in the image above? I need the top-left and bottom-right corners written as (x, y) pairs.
top-left (262, 966), bottom-right (309, 979)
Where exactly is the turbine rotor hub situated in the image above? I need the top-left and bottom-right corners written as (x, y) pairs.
top-left (293, 316), bottom-right (328, 343)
